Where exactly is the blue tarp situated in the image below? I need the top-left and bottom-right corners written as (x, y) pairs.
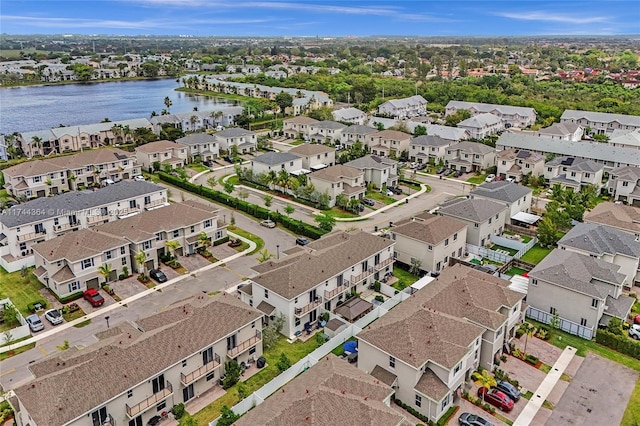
top-left (343, 340), bottom-right (358, 353)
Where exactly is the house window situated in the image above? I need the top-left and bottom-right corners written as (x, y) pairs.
top-left (427, 245), bottom-right (432, 251)
top-left (182, 359), bottom-right (187, 367)
top-left (190, 225), bottom-right (195, 233)
top-left (389, 356), bottom-right (396, 368)
top-left (156, 233), bottom-right (163, 241)
top-left (249, 346), bottom-right (256, 355)
top-left (172, 230), bottom-right (180, 238)
top-left (547, 167), bottom-right (552, 172)
top-left (105, 250), bottom-right (113, 260)
top-left (142, 241), bottom-right (152, 250)
top-left (156, 401), bottom-right (166, 412)
top-left (33, 176), bottom-right (42, 183)
top-left (204, 219), bottom-right (213, 228)
top-left (415, 394), bottom-right (422, 408)
top-left (531, 279), bottom-right (538, 285)
top-left (571, 172), bottom-right (577, 177)
top-left (122, 257), bottom-right (127, 265)
top-left (445, 238), bottom-right (449, 246)
top-left (441, 393), bottom-right (450, 411)
top-left (550, 306), bottom-right (557, 315)
top-left (264, 289), bottom-right (269, 299)
top-left (623, 181), bottom-right (629, 187)
top-left (453, 362), bottom-right (462, 375)
top-left (68, 281), bottom-right (81, 293)
top-left (592, 298), bottom-right (599, 308)
top-left (206, 372), bottom-right (215, 381)
top-left (453, 233), bottom-right (458, 241)
top-left (474, 223), bottom-right (479, 228)
top-left (144, 196), bottom-right (151, 205)
top-left (81, 258), bottom-right (94, 270)
top-left (474, 349), bottom-right (479, 360)
top-left (580, 318), bottom-right (587, 327)
top-left (295, 317), bottom-right (300, 326)
top-left (127, 389), bottom-right (133, 398)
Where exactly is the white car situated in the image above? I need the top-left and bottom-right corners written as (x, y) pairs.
top-left (44, 309), bottom-right (63, 326)
top-left (134, 175), bottom-right (146, 182)
top-left (485, 174), bottom-right (496, 182)
top-left (630, 324), bottom-right (640, 340)
top-left (505, 177), bottom-right (516, 183)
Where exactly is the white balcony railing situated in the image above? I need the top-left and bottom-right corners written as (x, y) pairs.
top-left (125, 381), bottom-right (173, 419)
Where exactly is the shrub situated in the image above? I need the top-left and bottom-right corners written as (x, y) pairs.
top-left (118, 274), bottom-right (126, 280)
top-left (393, 399), bottom-right (430, 423)
top-left (500, 355), bottom-right (508, 362)
top-left (222, 360), bottom-right (242, 389)
top-left (171, 403), bottom-right (185, 419)
top-left (375, 295), bottom-right (385, 303)
top-left (595, 329), bottom-right (640, 359)
top-left (525, 354), bottom-right (539, 365)
top-left (277, 353), bottom-right (291, 372)
top-left (27, 300), bottom-right (47, 313)
top-left (372, 280), bottom-right (381, 292)
top-left (59, 291), bottom-right (83, 304)
top-left (213, 236), bottom-right (230, 246)
top-left (483, 403), bottom-right (490, 411)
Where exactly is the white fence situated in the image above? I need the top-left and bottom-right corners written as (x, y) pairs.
top-left (466, 243), bottom-right (513, 264)
top-left (526, 306), bottom-right (594, 340)
top-left (210, 291), bottom-right (410, 425)
top-left (0, 298), bottom-right (30, 344)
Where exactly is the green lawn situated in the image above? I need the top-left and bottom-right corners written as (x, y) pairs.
top-left (228, 226), bottom-right (265, 255)
top-left (0, 189), bottom-right (8, 199)
top-left (506, 267), bottom-right (527, 276)
top-left (186, 163), bottom-right (209, 173)
top-left (289, 140), bottom-right (305, 146)
top-left (391, 267), bottom-right (420, 291)
top-left (490, 244), bottom-right (519, 256)
top-left (192, 336), bottom-right (321, 425)
top-left (367, 191), bottom-right (396, 205)
top-left (0, 267), bottom-right (46, 316)
top-left (323, 207), bottom-right (359, 218)
top-left (519, 244), bottom-right (553, 264)
top-left (466, 174), bottom-right (487, 184)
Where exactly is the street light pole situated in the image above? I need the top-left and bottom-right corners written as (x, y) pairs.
top-left (105, 316), bottom-right (110, 329)
top-left (277, 244), bottom-right (280, 260)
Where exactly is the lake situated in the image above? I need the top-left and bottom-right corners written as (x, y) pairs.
top-left (0, 78), bottom-right (238, 134)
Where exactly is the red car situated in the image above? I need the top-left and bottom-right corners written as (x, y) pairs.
top-left (83, 288), bottom-right (105, 307)
top-left (477, 387), bottom-right (514, 412)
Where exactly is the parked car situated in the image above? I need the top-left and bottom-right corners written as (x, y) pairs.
top-left (442, 168), bottom-right (452, 176)
top-left (133, 175), bottom-right (146, 182)
top-left (149, 269), bottom-right (168, 283)
top-left (417, 163), bottom-right (427, 170)
top-left (223, 156), bottom-right (234, 163)
top-left (83, 288), bottom-right (105, 307)
top-left (388, 186), bottom-right (403, 195)
top-left (44, 309), bottom-right (63, 326)
top-left (436, 167), bottom-right (446, 174)
top-left (26, 314), bottom-right (44, 332)
top-left (357, 203), bottom-right (365, 212)
top-left (203, 160), bottom-right (213, 167)
top-left (454, 170), bottom-right (464, 178)
top-left (458, 412), bottom-right (494, 426)
top-left (362, 198), bottom-right (375, 206)
top-left (485, 174), bottom-right (496, 182)
top-left (477, 387), bottom-right (514, 412)
top-left (505, 177), bottom-right (516, 183)
top-left (386, 190), bottom-right (395, 196)
top-left (630, 324), bottom-right (640, 340)
top-left (260, 219), bottom-right (276, 228)
top-left (495, 380), bottom-right (521, 402)
top-left (296, 237), bottom-right (309, 246)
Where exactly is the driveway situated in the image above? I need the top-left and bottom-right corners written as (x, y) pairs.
top-left (546, 353), bottom-right (638, 426)
top-left (457, 398), bottom-right (509, 426)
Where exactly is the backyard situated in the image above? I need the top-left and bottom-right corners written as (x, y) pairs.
top-left (391, 266), bottom-right (420, 291)
top-left (0, 267), bottom-right (45, 316)
top-left (186, 162), bottom-right (210, 173)
top-left (519, 243), bottom-right (553, 264)
top-left (466, 174), bottom-right (487, 184)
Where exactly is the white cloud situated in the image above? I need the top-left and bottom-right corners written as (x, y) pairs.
top-left (495, 11), bottom-right (610, 25)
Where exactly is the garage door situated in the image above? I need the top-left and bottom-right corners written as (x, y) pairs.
top-left (86, 277), bottom-right (100, 290)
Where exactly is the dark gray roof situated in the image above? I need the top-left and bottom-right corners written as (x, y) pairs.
top-left (605, 294), bottom-right (635, 319)
top-left (345, 155), bottom-right (397, 170)
top-left (561, 110), bottom-right (640, 127)
top-left (438, 198), bottom-right (507, 223)
top-left (529, 249), bottom-right (626, 298)
top-left (558, 223), bottom-right (640, 258)
top-left (175, 133), bottom-right (217, 145)
top-left (546, 156), bottom-right (602, 173)
top-left (0, 181), bottom-right (164, 228)
top-left (313, 120), bottom-right (347, 130)
top-left (410, 135), bottom-right (451, 147)
top-left (215, 127), bottom-right (255, 137)
top-left (343, 125), bottom-right (377, 136)
top-left (252, 151), bottom-right (301, 166)
top-left (471, 181), bottom-right (532, 204)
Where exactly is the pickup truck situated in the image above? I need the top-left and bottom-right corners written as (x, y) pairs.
top-left (83, 288), bottom-right (105, 307)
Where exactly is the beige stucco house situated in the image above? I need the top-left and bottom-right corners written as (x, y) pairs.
top-left (287, 143), bottom-right (336, 171)
top-left (543, 156), bottom-right (604, 192)
top-left (470, 181), bottom-right (533, 219)
top-left (409, 135), bottom-right (451, 164)
top-left (307, 165), bottom-right (365, 207)
top-left (445, 142), bottom-right (496, 173)
top-left (213, 128), bottom-right (257, 153)
top-left (345, 155), bottom-right (398, 190)
top-left (438, 198), bottom-right (508, 247)
top-left (366, 130), bottom-right (412, 158)
top-left (496, 149), bottom-right (545, 182)
top-left (283, 116), bottom-right (319, 139)
top-left (135, 140), bottom-right (188, 172)
top-left (606, 166), bottom-right (640, 205)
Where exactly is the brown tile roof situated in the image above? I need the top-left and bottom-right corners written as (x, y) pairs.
top-left (284, 116), bottom-right (319, 125)
top-left (415, 369), bottom-right (449, 400)
top-left (370, 365), bottom-right (398, 387)
top-left (95, 202), bottom-right (216, 243)
top-left (325, 317), bottom-right (347, 331)
top-left (32, 228), bottom-right (127, 262)
top-left (309, 164), bottom-right (363, 182)
top-left (393, 213), bottom-right (467, 245)
top-left (371, 130), bottom-right (412, 140)
top-left (343, 182), bottom-right (366, 195)
top-left (238, 283), bottom-right (253, 295)
top-left (250, 231), bottom-right (394, 299)
top-left (257, 300), bottom-right (276, 315)
top-left (15, 294), bottom-right (263, 426)
top-left (51, 265), bottom-right (76, 282)
top-left (585, 203), bottom-right (640, 235)
top-left (135, 139), bottom-right (187, 153)
top-left (335, 297), bottom-right (373, 321)
top-left (235, 356), bottom-right (404, 426)
top-left (288, 143), bottom-right (335, 156)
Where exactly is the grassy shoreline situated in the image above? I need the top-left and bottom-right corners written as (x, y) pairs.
top-left (175, 87), bottom-right (252, 103)
top-left (1, 75), bottom-right (180, 89)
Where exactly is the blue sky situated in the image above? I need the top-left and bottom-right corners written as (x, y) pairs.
top-left (1, 1), bottom-right (638, 36)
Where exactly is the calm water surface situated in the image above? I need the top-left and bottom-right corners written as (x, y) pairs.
top-left (0, 78), bottom-right (237, 134)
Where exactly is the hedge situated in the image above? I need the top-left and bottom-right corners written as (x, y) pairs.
top-left (595, 329), bottom-right (640, 359)
top-left (59, 291), bottom-right (83, 304)
top-left (157, 172), bottom-right (327, 240)
top-left (27, 300), bottom-right (48, 313)
top-left (213, 236), bottom-right (230, 246)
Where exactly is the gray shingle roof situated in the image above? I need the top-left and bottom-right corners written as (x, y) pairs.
top-left (343, 125), bottom-right (378, 138)
top-left (529, 249), bottom-right (626, 298)
top-left (458, 113), bottom-right (501, 128)
top-left (332, 107), bottom-right (365, 121)
top-left (537, 122), bottom-right (582, 137)
top-left (558, 223), bottom-right (640, 258)
top-left (175, 133), bottom-right (217, 145)
top-left (546, 156), bottom-right (603, 173)
top-left (610, 166), bottom-right (640, 181)
top-left (392, 212), bottom-right (466, 245)
top-left (410, 135), bottom-right (451, 147)
top-left (0, 181), bottom-right (164, 228)
top-left (345, 155), bottom-right (397, 170)
top-left (438, 198), bottom-right (507, 223)
top-left (605, 294), bottom-right (635, 319)
top-left (448, 141), bottom-right (495, 155)
top-left (561, 110), bottom-right (640, 127)
top-left (312, 120), bottom-right (347, 130)
top-left (446, 101), bottom-right (536, 117)
top-left (252, 151), bottom-right (301, 166)
top-left (215, 127), bottom-right (255, 137)
top-left (471, 181), bottom-right (532, 204)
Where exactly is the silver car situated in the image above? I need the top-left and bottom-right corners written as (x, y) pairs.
top-left (26, 314), bottom-right (44, 332)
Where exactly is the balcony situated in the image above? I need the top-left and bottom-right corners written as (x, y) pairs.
top-left (125, 380), bottom-right (173, 419)
top-left (351, 267), bottom-right (374, 284)
top-left (53, 222), bottom-right (80, 234)
top-left (117, 206), bottom-right (141, 218)
top-left (144, 198), bottom-right (168, 210)
top-left (374, 257), bottom-right (394, 271)
top-left (294, 298), bottom-right (323, 318)
top-left (324, 282), bottom-right (350, 300)
top-left (87, 214), bottom-right (110, 225)
top-left (17, 230), bottom-right (46, 242)
top-left (98, 414), bottom-right (116, 426)
top-left (181, 353), bottom-right (222, 386)
top-left (227, 330), bottom-right (262, 359)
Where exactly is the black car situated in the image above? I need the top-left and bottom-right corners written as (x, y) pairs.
top-left (454, 170), bottom-right (464, 178)
top-left (223, 156), bottom-right (234, 163)
top-left (149, 269), bottom-right (168, 283)
top-left (458, 412), bottom-right (494, 426)
top-left (442, 168), bottom-right (452, 176)
top-left (362, 198), bottom-right (375, 206)
top-left (389, 186), bottom-right (403, 195)
top-left (202, 160), bottom-right (213, 167)
top-left (296, 237), bottom-right (310, 246)
top-left (496, 380), bottom-right (521, 402)
top-left (357, 203), bottom-right (365, 212)
top-left (436, 167), bottom-right (445, 174)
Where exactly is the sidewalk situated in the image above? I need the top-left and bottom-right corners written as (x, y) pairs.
top-left (0, 231), bottom-right (257, 354)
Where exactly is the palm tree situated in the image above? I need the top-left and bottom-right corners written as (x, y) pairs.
top-left (134, 250), bottom-right (147, 276)
top-left (190, 115), bottom-right (198, 131)
top-left (197, 232), bottom-right (211, 251)
top-left (31, 136), bottom-right (42, 156)
top-left (164, 96), bottom-right (173, 113)
top-left (256, 249), bottom-right (273, 263)
top-left (522, 322), bottom-right (536, 354)
top-left (165, 240), bottom-right (180, 259)
top-left (409, 258), bottom-right (422, 275)
top-left (98, 263), bottom-right (113, 284)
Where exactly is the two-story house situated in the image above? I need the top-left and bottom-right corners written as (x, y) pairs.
top-left (445, 101), bottom-right (536, 128)
top-left (409, 135), bottom-right (451, 164)
top-left (438, 198), bottom-right (508, 247)
top-left (391, 213), bottom-right (467, 274)
top-left (527, 249), bottom-right (635, 339)
top-left (135, 140), bottom-right (188, 172)
top-left (94, 200), bottom-right (225, 273)
top-left (13, 295), bottom-right (263, 426)
top-left (496, 149), bottom-right (545, 182)
top-left (283, 116), bottom-right (319, 139)
top-left (175, 133), bottom-right (220, 162)
top-left (307, 165), bottom-right (366, 207)
top-left (340, 125), bottom-right (378, 149)
top-left (249, 152), bottom-right (304, 176)
top-left (32, 229), bottom-right (130, 299)
top-left (288, 143), bottom-right (336, 171)
top-left (366, 130), bottom-right (412, 158)
top-left (536, 122), bottom-right (583, 141)
top-left (3, 148), bottom-right (139, 198)
top-left (407, 123), bottom-right (471, 142)
top-left (609, 129), bottom-right (640, 150)
top-left (345, 155), bottom-right (398, 190)
top-left (307, 121), bottom-right (347, 144)
top-left (0, 181), bottom-right (167, 272)
top-left (457, 113), bottom-right (504, 139)
top-left (560, 110), bottom-right (640, 136)
top-left (239, 231), bottom-right (395, 338)
top-left (585, 202), bottom-right (640, 237)
top-left (235, 356), bottom-right (405, 426)
top-left (445, 142), bottom-right (496, 173)
top-left (606, 166), bottom-right (640, 205)
top-left (358, 263), bottom-right (523, 424)
top-left (213, 128), bottom-right (257, 153)
top-left (558, 222), bottom-right (640, 287)
top-left (332, 107), bottom-right (367, 125)
top-left (544, 156), bottom-right (604, 192)
top-left (470, 181), bottom-right (533, 219)
top-left (378, 95), bottom-right (427, 119)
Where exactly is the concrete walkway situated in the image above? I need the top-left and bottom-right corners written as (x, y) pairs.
top-left (513, 346), bottom-right (577, 426)
top-left (0, 231), bottom-right (256, 354)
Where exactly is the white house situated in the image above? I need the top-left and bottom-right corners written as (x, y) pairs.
top-left (307, 165), bottom-right (366, 207)
top-left (457, 113), bottom-right (504, 139)
top-left (378, 95), bottom-right (427, 119)
top-left (332, 107), bottom-right (367, 125)
top-left (496, 149), bottom-right (545, 182)
top-left (470, 181), bottom-right (533, 219)
top-left (249, 151), bottom-right (304, 176)
top-left (560, 110), bottom-right (640, 135)
top-left (213, 128), bottom-right (257, 153)
top-left (345, 155), bottom-right (398, 190)
top-left (445, 101), bottom-right (536, 128)
top-left (445, 142), bottom-right (496, 173)
top-left (544, 156), bottom-right (604, 192)
top-left (438, 198), bottom-right (508, 247)
top-left (287, 143), bottom-right (336, 171)
top-left (409, 135), bottom-right (451, 164)
top-left (175, 133), bottom-right (220, 161)
top-left (606, 166), bottom-right (640, 205)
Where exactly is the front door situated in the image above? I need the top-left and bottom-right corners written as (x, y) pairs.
top-left (183, 384), bottom-right (194, 402)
